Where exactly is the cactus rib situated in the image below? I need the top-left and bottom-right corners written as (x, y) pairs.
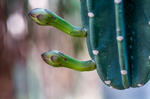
top-left (86, 0), bottom-right (106, 83)
top-left (28, 8), bottom-right (87, 37)
top-left (41, 50), bottom-right (96, 71)
top-left (114, 0), bottom-right (130, 88)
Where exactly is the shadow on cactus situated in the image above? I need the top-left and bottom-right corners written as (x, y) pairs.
top-left (28, 0), bottom-right (150, 90)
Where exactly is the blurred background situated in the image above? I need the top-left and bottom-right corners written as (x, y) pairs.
top-left (1, 0), bottom-right (150, 99)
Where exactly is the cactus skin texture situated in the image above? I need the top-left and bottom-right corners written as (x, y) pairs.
top-left (28, 0), bottom-right (150, 90)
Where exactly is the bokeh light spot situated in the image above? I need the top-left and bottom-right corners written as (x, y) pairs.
top-left (7, 13), bottom-right (26, 39)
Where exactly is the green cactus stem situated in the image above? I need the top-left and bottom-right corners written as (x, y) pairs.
top-left (28, 8), bottom-right (87, 37)
top-left (41, 50), bottom-right (96, 71)
top-left (114, 0), bottom-right (130, 88)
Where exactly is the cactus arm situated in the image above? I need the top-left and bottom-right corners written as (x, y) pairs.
top-left (114, 0), bottom-right (130, 88)
top-left (28, 8), bottom-right (87, 37)
top-left (41, 50), bottom-right (96, 71)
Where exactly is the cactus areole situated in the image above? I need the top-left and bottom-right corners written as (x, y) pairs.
top-left (28, 0), bottom-right (150, 90)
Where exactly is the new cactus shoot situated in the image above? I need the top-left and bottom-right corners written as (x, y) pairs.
top-left (41, 50), bottom-right (96, 71)
top-left (28, 8), bottom-right (87, 37)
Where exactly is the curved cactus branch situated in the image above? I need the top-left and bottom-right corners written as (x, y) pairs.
top-left (28, 8), bottom-right (87, 37)
top-left (41, 50), bottom-right (96, 71)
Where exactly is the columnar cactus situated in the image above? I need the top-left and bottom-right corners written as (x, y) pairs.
top-left (28, 0), bottom-right (150, 90)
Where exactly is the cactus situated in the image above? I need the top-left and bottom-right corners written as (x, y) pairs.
top-left (28, 0), bottom-right (150, 90)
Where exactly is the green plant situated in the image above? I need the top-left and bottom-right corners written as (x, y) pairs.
top-left (28, 0), bottom-right (150, 90)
